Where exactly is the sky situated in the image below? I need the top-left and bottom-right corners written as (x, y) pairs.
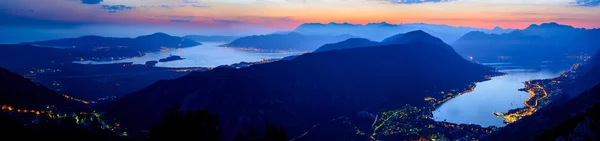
top-left (1, 0), bottom-right (600, 42)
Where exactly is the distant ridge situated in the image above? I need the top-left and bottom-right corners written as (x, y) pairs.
top-left (224, 32), bottom-right (356, 51)
top-left (313, 38), bottom-right (379, 52)
top-left (22, 33), bottom-right (201, 57)
top-left (294, 22), bottom-right (512, 43)
top-left (453, 22), bottom-right (600, 62)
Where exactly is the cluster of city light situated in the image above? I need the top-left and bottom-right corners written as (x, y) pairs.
top-left (496, 81), bottom-right (549, 123)
top-left (62, 94), bottom-right (90, 104)
top-left (1, 105), bottom-right (44, 115)
top-left (221, 46), bottom-right (306, 53)
top-left (434, 82), bottom-right (477, 106)
top-left (497, 62), bottom-right (581, 123)
top-left (171, 67), bottom-right (206, 73)
top-left (160, 46), bottom-right (171, 52)
top-left (2, 104), bottom-right (127, 136)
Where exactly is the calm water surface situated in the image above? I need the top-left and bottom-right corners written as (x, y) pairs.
top-left (432, 62), bottom-right (567, 127)
top-left (75, 42), bottom-right (303, 68)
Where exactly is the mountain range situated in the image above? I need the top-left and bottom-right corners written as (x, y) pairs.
top-left (22, 33), bottom-right (200, 58)
top-left (313, 30), bottom-right (453, 53)
top-left (105, 31), bottom-right (499, 139)
top-left (294, 22), bottom-right (513, 44)
top-left (223, 32), bottom-right (356, 51)
top-left (453, 22), bottom-right (600, 63)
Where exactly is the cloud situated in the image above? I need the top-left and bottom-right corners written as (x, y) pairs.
top-left (168, 15), bottom-right (196, 19)
top-left (214, 19), bottom-right (247, 24)
top-left (101, 5), bottom-right (134, 12)
top-left (191, 4), bottom-right (210, 8)
top-left (385, 0), bottom-right (453, 4)
top-left (572, 0), bottom-right (600, 7)
top-left (166, 15), bottom-right (195, 23)
top-left (170, 19), bottom-right (191, 23)
top-left (81, 0), bottom-right (103, 5)
top-left (183, 0), bottom-right (199, 3)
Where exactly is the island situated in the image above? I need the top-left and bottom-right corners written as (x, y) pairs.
top-left (158, 55), bottom-right (185, 62)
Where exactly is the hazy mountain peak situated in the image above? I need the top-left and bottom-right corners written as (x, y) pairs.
top-left (366, 22), bottom-right (396, 27)
top-left (144, 32), bottom-right (171, 37)
top-left (460, 31), bottom-right (488, 38)
top-left (313, 38), bottom-right (379, 52)
top-left (380, 30), bottom-right (453, 52)
top-left (382, 30), bottom-right (438, 43)
top-left (526, 22), bottom-right (575, 30)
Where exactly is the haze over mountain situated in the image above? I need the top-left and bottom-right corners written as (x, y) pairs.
top-left (313, 38), bottom-right (379, 52)
top-left (106, 31), bottom-right (499, 139)
top-left (23, 33), bottom-right (200, 58)
top-left (453, 22), bottom-right (600, 63)
top-left (294, 22), bottom-right (513, 44)
top-left (224, 32), bottom-right (356, 51)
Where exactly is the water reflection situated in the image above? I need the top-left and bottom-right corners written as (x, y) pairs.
top-left (75, 42), bottom-right (303, 68)
top-left (432, 63), bottom-right (567, 127)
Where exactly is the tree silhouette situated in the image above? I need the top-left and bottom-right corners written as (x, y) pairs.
top-left (150, 104), bottom-right (222, 141)
top-left (1, 112), bottom-right (127, 141)
top-left (0, 112), bottom-right (29, 138)
top-left (233, 124), bottom-right (288, 141)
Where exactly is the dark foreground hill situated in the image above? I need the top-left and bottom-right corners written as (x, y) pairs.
top-left (106, 31), bottom-right (498, 139)
top-left (0, 67), bottom-right (75, 109)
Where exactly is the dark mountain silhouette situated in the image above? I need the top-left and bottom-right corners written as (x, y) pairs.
top-left (0, 44), bottom-right (76, 72)
top-left (294, 22), bottom-right (512, 43)
top-left (534, 98), bottom-right (600, 141)
top-left (383, 30), bottom-right (455, 52)
top-left (314, 30), bottom-right (453, 53)
top-left (0, 67), bottom-right (75, 109)
top-left (313, 38), bottom-right (379, 52)
top-left (183, 35), bottom-right (239, 43)
top-left (452, 22), bottom-right (600, 63)
top-left (106, 32), bottom-right (498, 140)
top-left (223, 32), bottom-right (356, 51)
top-left (22, 33), bottom-right (200, 58)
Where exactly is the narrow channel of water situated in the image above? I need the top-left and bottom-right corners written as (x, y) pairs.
top-left (432, 62), bottom-right (566, 127)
